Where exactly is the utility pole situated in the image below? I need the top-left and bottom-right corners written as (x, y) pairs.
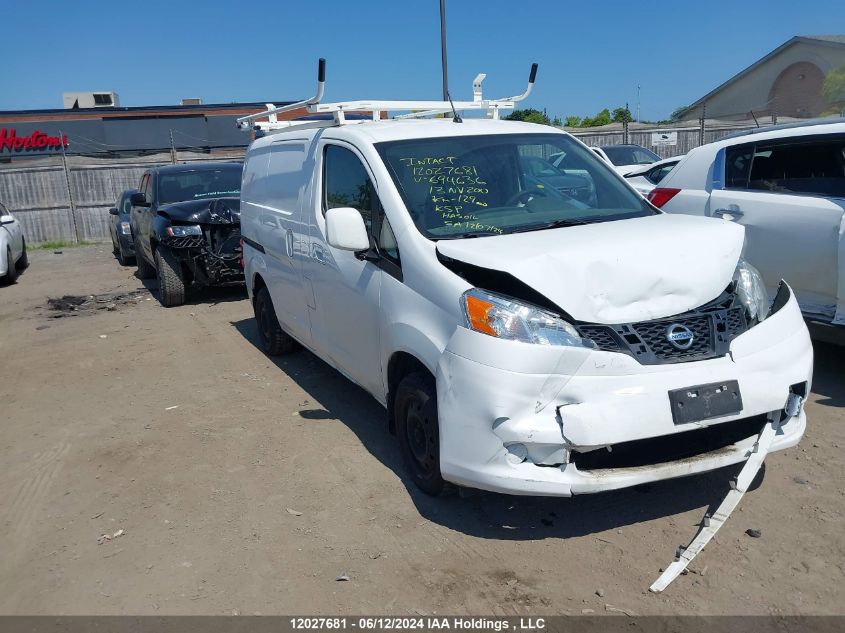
top-left (169, 129), bottom-right (177, 164)
top-left (439, 0), bottom-right (449, 100)
top-left (58, 130), bottom-right (81, 243)
top-left (635, 85), bottom-right (640, 123)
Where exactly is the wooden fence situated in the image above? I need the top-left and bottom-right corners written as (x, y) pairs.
top-left (0, 150), bottom-right (245, 245)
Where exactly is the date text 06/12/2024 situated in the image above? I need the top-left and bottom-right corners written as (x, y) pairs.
top-left (289, 618), bottom-right (546, 631)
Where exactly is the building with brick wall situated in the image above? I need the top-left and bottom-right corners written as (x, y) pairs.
top-left (679, 35), bottom-right (845, 121)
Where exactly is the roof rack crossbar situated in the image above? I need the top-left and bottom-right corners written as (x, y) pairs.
top-left (237, 58), bottom-right (326, 129)
top-left (239, 59), bottom-right (538, 130)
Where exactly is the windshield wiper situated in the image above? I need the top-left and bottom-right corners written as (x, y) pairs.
top-left (434, 231), bottom-right (503, 240)
top-left (509, 217), bottom-right (593, 233)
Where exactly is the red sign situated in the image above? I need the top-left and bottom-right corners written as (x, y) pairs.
top-left (0, 128), bottom-right (69, 152)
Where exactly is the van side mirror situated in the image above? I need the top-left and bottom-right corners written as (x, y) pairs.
top-left (325, 207), bottom-right (370, 252)
top-left (108, 207), bottom-right (119, 215)
top-left (0, 215), bottom-right (14, 225)
top-left (130, 192), bottom-right (149, 207)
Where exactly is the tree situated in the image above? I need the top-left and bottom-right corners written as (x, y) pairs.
top-left (504, 108), bottom-right (550, 125)
top-left (564, 115), bottom-right (582, 127)
top-left (612, 106), bottom-right (632, 123)
top-left (669, 105), bottom-right (689, 122)
top-left (822, 65), bottom-right (845, 112)
top-left (581, 108), bottom-right (612, 127)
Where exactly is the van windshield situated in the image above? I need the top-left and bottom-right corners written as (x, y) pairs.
top-left (376, 133), bottom-right (655, 239)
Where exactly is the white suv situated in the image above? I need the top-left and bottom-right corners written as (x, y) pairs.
top-left (241, 116), bottom-right (812, 498)
top-left (650, 119), bottom-right (845, 327)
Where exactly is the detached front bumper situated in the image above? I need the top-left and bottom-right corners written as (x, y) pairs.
top-left (436, 285), bottom-right (812, 496)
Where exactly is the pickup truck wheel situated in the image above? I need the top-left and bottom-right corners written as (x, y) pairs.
top-left (136, 250), bottom-right (156, 279)
top-left (254, 287), bottom-right (296, 356)
top-left (3, 246), bottom-right (18, 283)
top-left (395, 372), bottom-right (445, 496)
top-left (154, 247), bottom-right (185, 307)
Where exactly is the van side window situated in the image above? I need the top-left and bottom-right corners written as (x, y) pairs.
top-left (323, 145), bottom-right (377, 230)
top-left (377, 216), bottom-right (400, 266)
top-left (746, 137), bottom-right (845, 198)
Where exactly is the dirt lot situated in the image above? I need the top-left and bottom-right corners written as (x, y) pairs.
top-left (0, 245), bottom-right (843, 616)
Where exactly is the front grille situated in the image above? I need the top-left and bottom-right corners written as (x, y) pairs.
top-left (576, 290), bottom-right (750, 365)
top-left (726, 307), bottom-right (747, 337)
top-left (634, 314), bottom-right (712, 360)
top-left (571, 414), bottom-right (767, 471)
top-left (578, 325), bottom-right (621, 351)
top-left (164, 235), bottom-right (204, 249)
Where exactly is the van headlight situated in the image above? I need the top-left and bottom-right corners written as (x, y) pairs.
top-left (461, 288), bottom-right (592, 347)
top-left (733, 258), bottom-right (769, 324)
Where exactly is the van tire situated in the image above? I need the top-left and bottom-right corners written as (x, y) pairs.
top-left (395, 372), bottom-right (445, 496)
top-left (254, 287), bottom-right (296, 356)
top-left (136, 250), bottom-right (156, 279)
top-left (154, 246), bottom-right (185, 307)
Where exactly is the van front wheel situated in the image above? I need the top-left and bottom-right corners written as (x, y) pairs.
top-left (395, 372), bottom-right (445, 496)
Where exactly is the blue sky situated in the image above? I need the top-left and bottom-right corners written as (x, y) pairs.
top-left (2, 0), bottom-right (842, 120)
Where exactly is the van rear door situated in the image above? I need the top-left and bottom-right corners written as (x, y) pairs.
top-left (245, 139), bottom-right (311, 342)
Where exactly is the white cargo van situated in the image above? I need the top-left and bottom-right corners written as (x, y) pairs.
top-left (238, 64), bottom-right (812, 501)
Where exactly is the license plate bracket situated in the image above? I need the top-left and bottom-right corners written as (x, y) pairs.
top-left (669, 380), bottom-right (743, 425)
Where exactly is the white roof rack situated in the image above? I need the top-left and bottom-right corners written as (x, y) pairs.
top-left (236, 59), bottom-right (538, 134)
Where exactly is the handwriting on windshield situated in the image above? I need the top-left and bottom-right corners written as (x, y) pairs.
top-left (398, 157), bottom-right (503, 234)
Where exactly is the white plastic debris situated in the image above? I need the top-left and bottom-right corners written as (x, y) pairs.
top-left (649, 417), bottom-right (780, 592)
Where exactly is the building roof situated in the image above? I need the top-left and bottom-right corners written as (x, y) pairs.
top-left (678, 35), bottom-right (845, 118)
top-left (0, 100), bottom-right (298, 123)
top-left (803, 34), bottom-right (845, 45)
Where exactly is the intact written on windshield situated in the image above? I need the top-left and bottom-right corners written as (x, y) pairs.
top-left (376, 133), bottom-right (655, 239)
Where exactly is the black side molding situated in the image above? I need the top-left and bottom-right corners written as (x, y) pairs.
top-left (242, 236), bottom-right (265, 254)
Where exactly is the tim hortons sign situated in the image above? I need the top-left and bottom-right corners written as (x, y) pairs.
top-left (0, 128), bottom-right (69, 152)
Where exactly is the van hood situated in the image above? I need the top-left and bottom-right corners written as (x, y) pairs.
top-left (158, 197), bottom-right (240, 224)
top-left (435, 213), bottom-right (745, 324)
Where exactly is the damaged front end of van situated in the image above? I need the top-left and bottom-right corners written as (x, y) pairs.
top-left (433, 215), bottom-right (812, 498)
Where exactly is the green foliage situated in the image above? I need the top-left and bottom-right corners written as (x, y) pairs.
top-left (580, 108), bottom-right (612, 127)
top-left (822, 65), bottom-right (845, 106)
top-left (612, 107), bottom-right (632, 123)
top-left (670, 105), bottom-right (690, 121)
top-left (504, 108), bottom-right (551, 125)
top-left (33, 240), bottom-right (102, 250)
top-left (564, 115), bottom-right (582, 127)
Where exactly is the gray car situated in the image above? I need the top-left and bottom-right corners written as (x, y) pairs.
top-left (108, 189), bottom-right (137, 265)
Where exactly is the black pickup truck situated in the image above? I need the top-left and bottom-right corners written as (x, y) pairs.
top-left (130, 163), bottom-right (244, 306)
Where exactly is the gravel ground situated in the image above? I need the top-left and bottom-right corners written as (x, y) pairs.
top-left (0, 245), bottom-right (843, 615)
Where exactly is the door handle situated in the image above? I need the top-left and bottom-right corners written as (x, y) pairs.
top-left (285, 229), bottom-right (294, 258)
top-left (713, 205), bottom-right (743, 220)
